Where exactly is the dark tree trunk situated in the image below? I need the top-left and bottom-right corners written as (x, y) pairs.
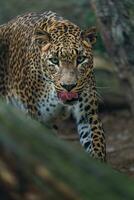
top-left (91, 0), bottom-right (134, 115)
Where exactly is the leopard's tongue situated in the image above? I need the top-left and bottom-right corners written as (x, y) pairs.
top-left (57, 91), bottom-right (78, 101)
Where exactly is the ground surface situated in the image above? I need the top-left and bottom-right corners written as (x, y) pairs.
top-left (55, 109), bottom-right (134, 178)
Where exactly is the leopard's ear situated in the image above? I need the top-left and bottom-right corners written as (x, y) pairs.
top-left (33, 28), bottom-right (51, 47)
top-left (81, 27), bottom-right (97, 45)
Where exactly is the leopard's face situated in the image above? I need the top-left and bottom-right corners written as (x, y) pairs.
top-left (43, 43), bottom-right (93, 90)
top-left (33, 22), bottom-right (96, 103)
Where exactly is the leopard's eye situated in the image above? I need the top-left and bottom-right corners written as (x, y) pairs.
top-left (49, 57), bottom-right (59, 65)
top-left (77, 56), bottom-right (86, 65)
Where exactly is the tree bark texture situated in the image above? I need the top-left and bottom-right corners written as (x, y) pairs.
top-left (0, 102), bottom-right (134, 199)
top-left (91, 0), bottom-right (134, 114)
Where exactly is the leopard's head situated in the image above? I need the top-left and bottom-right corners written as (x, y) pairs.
top-left (33, 20), bottom-right (96, 104)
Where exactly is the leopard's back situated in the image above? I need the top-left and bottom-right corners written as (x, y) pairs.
top-left (0, 11), bottom-right (62, 98)
top-left (0, 25), bottom-right (9, 96)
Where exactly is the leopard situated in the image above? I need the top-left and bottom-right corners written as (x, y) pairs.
top-left (0, 11), bottom-right (106, 161)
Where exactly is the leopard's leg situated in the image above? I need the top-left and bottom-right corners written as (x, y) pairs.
top-left (73, 88), bottom-right (106, 161)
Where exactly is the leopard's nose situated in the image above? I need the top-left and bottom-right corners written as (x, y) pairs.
top-left (60, 83), bottom-right (77, 92)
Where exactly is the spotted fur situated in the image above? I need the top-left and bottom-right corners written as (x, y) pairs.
top-left (0, 11), bottom-right (106, 161)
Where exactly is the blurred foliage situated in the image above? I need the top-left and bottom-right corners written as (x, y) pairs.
top-left (0, 102), bottom-right (134, 199)
top-left (0, 0), bottom-right (105, 54)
